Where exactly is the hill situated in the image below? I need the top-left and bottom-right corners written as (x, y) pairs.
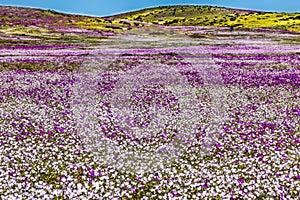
top-left (0, 4), bottom-right (299, 46)
top-left (0, 5), bottom-right (128, 46)
top-left (107, 5), bottom-right (300, 32)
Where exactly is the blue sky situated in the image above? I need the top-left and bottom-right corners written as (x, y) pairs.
top-left (0, 0), bottom-right (299, 17)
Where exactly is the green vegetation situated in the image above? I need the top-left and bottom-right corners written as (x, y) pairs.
top-left (0, 61), bottom-right (82, 72)
top-left (108, 5), bottom-right (300, 32)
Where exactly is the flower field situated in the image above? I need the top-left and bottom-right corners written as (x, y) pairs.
top-left (0, 5), bottom-right (300, 200)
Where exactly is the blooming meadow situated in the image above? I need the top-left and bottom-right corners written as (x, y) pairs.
top-left (0, 6), bottom-right (300, 200)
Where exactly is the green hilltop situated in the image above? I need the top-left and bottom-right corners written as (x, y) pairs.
top-left (107, 5), bottom-right (300, 32)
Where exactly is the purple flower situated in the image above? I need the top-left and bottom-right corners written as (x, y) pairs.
top-left (238, 178), bottom-right (245, 184)
top-left (132, 188), bottom-right (138, 194)
top-left (257, 153), bottom-right (264, 158)
top-left (171, 192), bottom-right (180, 197)
top-left (215, 143), bottom-right (222, 148)
top-left (98, 171), bottom-right (102, 177)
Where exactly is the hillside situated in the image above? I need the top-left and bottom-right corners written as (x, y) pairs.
top-left (0, 6), bottom-right (122, 46)
top-left (108, 5), bottom-right (300, 32)
top-left (0, 5), bottom-right (299, 47)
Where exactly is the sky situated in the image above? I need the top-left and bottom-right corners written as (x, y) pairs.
top-left (0, 0), bottom-right (299, 17)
